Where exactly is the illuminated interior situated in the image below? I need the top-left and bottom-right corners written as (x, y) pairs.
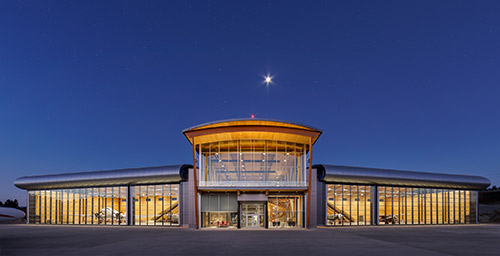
top-left (201, 194), bottom-right (238, 228)
top-left (198, 140), bottom-right (307, 187)
top-left (325, 184), bottom-right (477, 226)
top-left (378, 186), bottom-right (476, 225)
top-left (326, 184), bottom-right (372, 226)
top-left (268, 195), bottom-right (303, 228)
top-left (200, 193), bottom-right (304, 229)
top-left (133, 184), bottom-right (179, 226)
top-left (28, 187), bottom-right (127, 225)
top-left (240, 203), bottom-right (265, 228)
top-left (27, 185), bottom-right (180, 226)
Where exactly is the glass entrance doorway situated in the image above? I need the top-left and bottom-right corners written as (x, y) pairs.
top-left (245, 214), bottom-right (260, 228)
top-left (240, 203), bottom-right (265, 228)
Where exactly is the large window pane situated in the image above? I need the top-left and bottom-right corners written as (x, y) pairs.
top-left (470, 191), bottom-right (477, 224)
top-left (454, 190), bottom-right (460, 224)
top-left (326, 184), bottom-right (371, 226)
top-left (26, 186), bottom-right (128, 226)
top-left (363, 186), bottom-right (477, 226)
top-left (437, 189), bottom-right (443, 224)
top-left (378, 187), bottom-right (386, 225)
top-left (201, 193), bottom-right (238, 228)
top-left (130, 184), bottom-right (179, 226)
top-left (268, 195), bottom-right (303, 228)
top-left (199, 139), bottom-right (307, 187)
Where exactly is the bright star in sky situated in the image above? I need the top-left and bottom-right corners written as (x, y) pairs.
top-left (265, 76), bottom-right (271, 84)
top-left (263, 74), bottom-right (274, 85)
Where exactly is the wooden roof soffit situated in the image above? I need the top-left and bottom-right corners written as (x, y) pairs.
top-left (184, 125), bottom-right (322, 145)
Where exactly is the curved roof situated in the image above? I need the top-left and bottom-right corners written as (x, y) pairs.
top-left (14, 164), bottom-right (192, 190)
top-left (183, 118), bottom-right (322, 133)
top-left (183, 118), bottom-right (322, 145)
top-left (314, 164), bottom-right (491, 190)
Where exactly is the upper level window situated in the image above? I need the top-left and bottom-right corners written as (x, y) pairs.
top-left (198, 140), bottom-right (307, 187)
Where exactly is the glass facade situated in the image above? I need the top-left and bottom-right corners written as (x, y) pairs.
top-left (201, 194), bottom-right (238, 228)
top-left (27, 184), bottom-right (180, 226)
top-left (268, 195), bottom-right (304, 228)
top-left (326, 184), bottom-right (372, 226)
top-left (132, 184), bottom-right (179, 226)
top-left (24, 183), bottom-right (479, 228)
top-left (378, 186), bottom-right (477, 225)
top-left (28, 186), bottom-right (127, 225)
top-left (198, 140), bottom-right (307, 187)
top-left (326, 184), bottom-right (478, 226)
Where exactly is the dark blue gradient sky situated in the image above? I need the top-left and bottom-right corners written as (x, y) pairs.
top-left (1, 1), bottom-right (499, 205)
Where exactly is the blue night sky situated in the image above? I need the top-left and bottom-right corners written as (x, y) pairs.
top-left (1, 1), bottom-right (499, 205)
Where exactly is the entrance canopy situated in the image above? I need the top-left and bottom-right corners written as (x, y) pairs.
top-left (237, 194), bottom-right (268, 202)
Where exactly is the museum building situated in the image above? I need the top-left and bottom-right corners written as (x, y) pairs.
top-left (14, 119), bottom-right (491, 228)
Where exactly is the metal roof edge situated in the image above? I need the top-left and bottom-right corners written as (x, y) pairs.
top-left (313, 164), bottom-right (491, 190)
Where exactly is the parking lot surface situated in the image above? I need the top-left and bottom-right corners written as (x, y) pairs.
top-left (0, 224), bottom-right (499, 255)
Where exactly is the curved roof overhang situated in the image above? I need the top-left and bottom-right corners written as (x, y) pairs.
top-left (314, 164), bottom-right (491, 190)
top-left (183, 118), bottom-right (322, 146)
top-left (14, 164), bottom-right (192, 190)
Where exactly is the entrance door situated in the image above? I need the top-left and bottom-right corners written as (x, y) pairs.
top-left (246, 214), bottom-right (260, 228)
top-left (240, 203), bottom-right (265, 228)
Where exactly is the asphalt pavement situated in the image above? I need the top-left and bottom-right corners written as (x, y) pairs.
top-left (0, 224), bottom-right (499, 256)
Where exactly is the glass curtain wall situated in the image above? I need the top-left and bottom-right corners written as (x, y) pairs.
top-left (132, 184), bottom-right (179, 226)
top-left (378, 186), bottom-right (477, 225)
top-left (268, 195), bottom-right (303, 228)
top-left (326, 184), bottom-right (372, 226)
top-left (198, 140), bottom-right (307, 187)
top-left (28, 186), bottom-right (127, 225)
top-left (201, 194), bottom-right (238, 228)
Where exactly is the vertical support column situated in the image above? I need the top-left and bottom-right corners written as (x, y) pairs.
top-left (127, 185), bottom-right (132, 226)
top-left (192, 137), bottom-right (199, 229)
top-left (264, 202), bottom-right (269, 229)
top-left (237, 201), bottom-right (241, 229)
top-left (324, 183), bottom-right (328, 226)
top-left (178, 183), bottom-right (183, 226)
top-left (371, 185), bottom-right (379, 225)
top-left (306, 137), bottom-right (313, 228)
top-left (309, 168), bottom-right (318, 227)
top-left (26, 191), bottom-right (30, 224)
top-left (476, 190), bottom-right (479, 224)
